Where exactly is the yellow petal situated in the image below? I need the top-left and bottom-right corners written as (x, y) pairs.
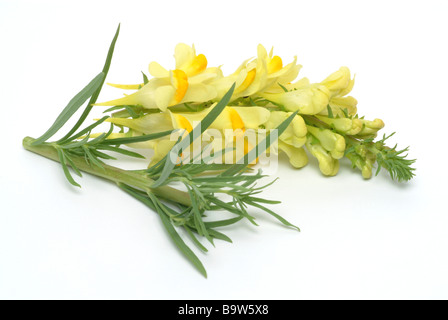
top-left (235, 68), bottom-right (256, 93)
top-left (321, 66), bottom-right (351, 94)
top-left (228, 107), bottom-right (245, 130)
top-left (338, 75), bottom-right (355, 97)
top-left (188, 72), bottom-right (218, 85)
top-left (182, 54), bottom-right (208, 77)
top-left (174, 43), bottom-right (195, 68)
top-left (170, 108), bottom-right (209, 128)
top-left (148, 61), bottom-right (169, 78)
top-left (278, 142), bottom-right (308, 168)
top-left (171, 69), bottom-right (189, 104)
top-left (231, 58), bottom-right (254, 76)
top-left (155, 85), bottom-right (176, 111)
top-left (328, 96), bottom-right (358, 116)
top-left (257, 44), bottom-right (268, 60)
top-left (230, 106), bottom-right (270, 129)
top-left (95, 79), bottom-right (172, 110)
top-left (267, 56), bottom-right (283, 74)
top-left (180, 83), bottom-right (217, 104)
top-left (261, 84), bottom-right (330, 115)
top-left (94, 92), bottom-right (141, 107)
top-left (107, 83), bottom-right (144, 90)
top-left (172, 114), bottom-right (193, 133)
top-left (289, 77), bottom-right (310, 90)
top-left (106, 112), bottom-right (173, 134)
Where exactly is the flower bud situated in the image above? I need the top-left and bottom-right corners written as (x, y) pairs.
top-left (319, 67), bottom-right (358, 117)
top-left (321, 66), bottom-right (352, 96)
top-left (265, 111), bottom-right (307, 148)
top-left (358, 118), bottom-right (385, 137)
top-left (306, 126), bottom-right (346, 159)
top-left (278, 142), bottom-right (308, 168)
top-left (316, 116), bottom-right (363, 135)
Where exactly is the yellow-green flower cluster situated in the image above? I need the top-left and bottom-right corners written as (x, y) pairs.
top-left (96, 43), bottom-right (386, 178)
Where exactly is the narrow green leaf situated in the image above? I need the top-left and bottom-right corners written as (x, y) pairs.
top-left (207, 197), bottom-right (258, 226)
top-left (188, 188), bottom-right (212, 243)
top-left (278, 83), bottom-right (289, 92)
top-left (184, 225), bottom-right (208, 252)
top-left (83, 146), bottom-right (105, 169)
top-left (59, 134), bottom-right (90, 149)
top-left (97, 145), bottom-right (145, 159)
top-left (63, 116), bottom-right (110, 143)
top-left (204, 216), bottom-right (244, 228)
top-left (90, 148), bottom-right (117, 160)
top-left (86, 132), bottom-right (108, 146)
top-left (118, 184), bottom-right (207, 277)
top-left (103, 105), bottom-right (126, 113)
top-left (100, 130), bottom-right (174, 146)
top-left (246, 200), bottom-right (300, 231)
top-left (158, 209), bottom-right (207, 277)
top-left (32, 72), bottom-right (105, 146)
top-left (61, 152), bottom-right (82, 178)
top-left (118, 183), bottom-right (156, 210)
top-left (245, 196), bottom-right (281, 205)
top-left (146, 193), bottom-right (207, 278)
top-left (142, 71), bottom-right (149, 84)
top-left (192, 175), bottom-right (254, 184)
top-left (57, 148), bottom-right (81, 187)
top-left (124, 105), bottom-right (139, 119)
top-left (327, 105), bottom-right (334, 118)
top-left (58, 24), bottom-right (121, 143)
top-left (207, 229), bottom-right (233, 243)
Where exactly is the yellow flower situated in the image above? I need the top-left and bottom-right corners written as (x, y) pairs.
top-left (306, 126), bottom-right (346, 160)
top-left (305, 136), bottom-right (340, 176)
top-left (357, 118), bottom-right (385, 137)
top-left (319, 67), bottom-right (358, 117)
top-left (212, 44), bottom-right (301, 101)
top-left (259, 46), bottom-right (302, 93)
top-left (95, 44), bottom-right (220, 111)
top-left (260, 83), bottom-right (330, 115)
top-left (277, 142), bottom-right (309, 168)
top-left (264, 111), bottom-right (307, 148)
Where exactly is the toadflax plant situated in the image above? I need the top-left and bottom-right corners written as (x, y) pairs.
top-left (23, 25), bottom-right (415, 277)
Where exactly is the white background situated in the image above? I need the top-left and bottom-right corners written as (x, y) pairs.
top-left (1, 0), bottom-right (447, 299)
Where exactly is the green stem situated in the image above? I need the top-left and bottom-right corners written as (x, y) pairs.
top-left (22, 136), bottom-right (192, 207)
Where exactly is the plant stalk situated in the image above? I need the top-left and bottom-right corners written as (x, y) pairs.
top-left (22, 136), bottom-right (192, 206)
